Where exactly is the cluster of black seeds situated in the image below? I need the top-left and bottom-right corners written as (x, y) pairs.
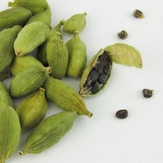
top-left (84, 51), bottom-right (112, 94)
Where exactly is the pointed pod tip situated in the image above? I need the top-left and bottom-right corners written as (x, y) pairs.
top-left (46, 66), bottom-right (52, 74)
top-left (83, 12), bottom-right (87, 16)
top-left (88, 112), bottom-right (93, 118)
top-left (15, 50), bottom-right (23, 56)
top-left (18, 151), bottom-right (24, 156)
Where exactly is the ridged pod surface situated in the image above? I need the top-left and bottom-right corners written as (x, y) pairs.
top-left (0, 82), bottom-right (14, 107)
top-left (46, 32), bottom-right (68, 79)
top-left (9, 65), bottom-right (51, 98)
top-left (26, 7), bottom-right (51, 26)
top-left (0, 7), bottom-right (32, 31)
top-left (66, 31), bottom-right (87, 78)
top-left (63, 12), bottom-right (87, 34)
top-left (18, 111), bottom-right (77, 155)
top-left (80, 49), bottom-right (112, 96)
top-left (0, 25), bottom-right (22, 73)
top-left (14, 22), bottom-right (50, 56)
top-left (8, 0), bottom-right (49, 15)
top-left (16, 88), bottom-right (48, 129)
top-left (104, 43), bottom-right (143, 68)
top-left (10, 55), bottom-right (43, 76)
top-left (0, 104), bottom-right (21, 163)
top-left (44, 76), bottom-right (92, 117)
top-left (37, 20), bottom-right (65, 66)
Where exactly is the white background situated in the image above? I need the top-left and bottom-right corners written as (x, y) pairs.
top-left (1, 0), bottom-right (163, 163)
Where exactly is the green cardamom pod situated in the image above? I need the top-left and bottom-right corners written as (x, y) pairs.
top-left (104, 43), bottom-right (143, 68)
top-left (46, 32), bottom-right (69, 79)
top-left (0, 103), bottom-right (21, 163)
top-left (14, 22), bottom-right (50, 56)
top-left (63, 12), bottom-right (87, 34)
top-left (26, 6), bottom-right (51, 26)
top-left (16, 88), bottom-right (48, 129)
top-left (0, 82), bottom-right (14, 107)
top-left (37, 20), bottom-right (65, 66)
top-left (9, 65), bottom-right (51, 98)
top-left (79, 49), bottom-right (112, 96)
top-left (66, 31), bottom-right (87, 78)
top-left (0, 7), bottom-right (32, 31)
top-left (10, 55), bottom-right (43, 76)
top-left (18, 111), bottom-right (77, 155)
top-left (0, 25), bottom-right (22, 73)
top-left (8, 0), bottom-right (49, 15)
top-left (44, 76), bottom-right (93, 117)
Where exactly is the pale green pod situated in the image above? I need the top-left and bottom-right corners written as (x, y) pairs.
top-left (16, 88), bottom-right (48, 129)
top-left (14, 22), bottom-right (50, 56)
top-left (0, 103), bottom-right (21, 163)
top-left (63, 12), bottom-right (87, 34)
top-left (0, 25), bottom-right (22, 73)
top-left (104, 43), bottom-right (143, 68)
top-left (37, 20), bottom-right (65, 66)
top-left (44, 76), bottom-right (93, 117)
top-left (46, 32), bottom-right (68, 79)
top-left (79, 49), bottom-right (112, 96)
top-left (26, 6), bottom-right (52, 26)
top-left (18, 111), bottom-right (77, 155)
top-left (66, 31), bottom-right (87, 78)
top-left (0, 82), bottom-right (14, 107)
top-left (9, 65), bottom-right (51, 98)
top-left (10, 55), bottom-right (43, 76)
top-left (0, 7), bottom-right (32, 31)
top-left (8, 0), bottom-right (49, 15)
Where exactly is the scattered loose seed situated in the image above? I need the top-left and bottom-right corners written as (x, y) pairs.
top-left (115, 109), bottom-right (128, 119)
top-left (117, 30), bottom-right (128, 40)
top-left (132, 9), bottom-right (144, 18)
top-left (142, 89), bottom-right (153, 98)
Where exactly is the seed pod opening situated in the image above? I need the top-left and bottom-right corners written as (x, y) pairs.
top-left (104, 43), bottom-right (143, 68)
top-left (80, 49), bottom-right (112, 96)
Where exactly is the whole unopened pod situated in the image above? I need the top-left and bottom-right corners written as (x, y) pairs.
top-left (0, 7), bottom-right (32, 31)
top-left (9, 65), bottom-right (51, 98)
top-left (16, 88), bottom-right (48, 129)
top-left (10, 55), bottom-right (43, 76)
top-left (44, 76), bottom-right (92, 117)
top-left (8, 0), bottom-right (49, 15)
top-left (0, 25), bottom-right (22, 73)
top-left (14, 22), bottom-right (50, 56)
top-left (66, 31), bottom-right (87, 78)
top-left (0, 104), bottom-right (21, 163)
top-left (63, 12), bottom-right (87, 34)
top-left (18, 111), bottom-right (77, 155)
top-left (46, 32), bottom-right (68, 79)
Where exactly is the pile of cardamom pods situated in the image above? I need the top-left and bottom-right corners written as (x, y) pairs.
top-left (0, 0), bottom-right (143, 163)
